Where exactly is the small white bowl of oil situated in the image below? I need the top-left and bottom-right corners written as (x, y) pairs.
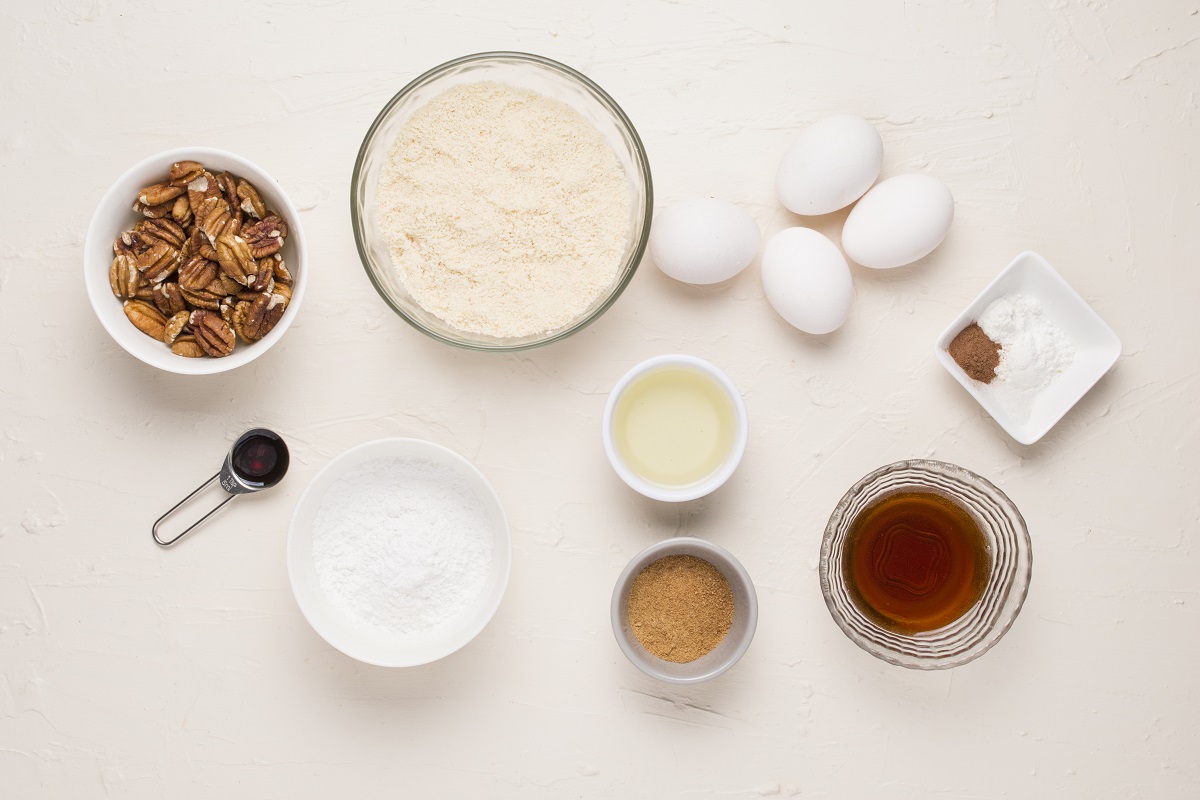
top-left (602, 354), bottom-right (748, 502)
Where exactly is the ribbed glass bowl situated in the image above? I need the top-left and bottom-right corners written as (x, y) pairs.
top-left (819, 460), bottom-right (1032, 670)
top-left (351, 51), bottom-right (653, 352)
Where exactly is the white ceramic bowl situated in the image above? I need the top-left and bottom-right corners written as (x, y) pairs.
top-left (934, 251), bottom-right (1121, 444)
top-left (287, 438), bottom-right (511, 667)
top-left (602, 354), bottom-right (749, 502)
top-left (611, 537), bottom-right (758, 684)
top-left (84, 147), bottom-right (308, 375)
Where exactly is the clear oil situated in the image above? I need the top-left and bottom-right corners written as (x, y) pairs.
top-left (612, 366), bottom-right (736, 487)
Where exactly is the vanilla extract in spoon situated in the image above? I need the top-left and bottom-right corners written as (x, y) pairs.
top-left (151, 428), bottom-right (289, 547)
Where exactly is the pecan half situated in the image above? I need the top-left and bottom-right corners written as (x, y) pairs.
top-left (240, 214), bottom-right (286, 258)
top-left (187, 172), bottom-right (221, 219)
top-left (190, 310), bottom-right (236, 357)
top-left (124, 300), bottom-right (167, 340)
top-left (136, 242), bottom-right (181, 284)
top-left (268, 253), bottom-right (293, 285)
top-left (219, 296), bottom-right (237, 324)
top-left (137, 217), bottom-right (188, 250)
top-left (230, 300), bottom-right (252, 342)
top-left (162, 310), bottom-right (191, 344)
top-left (236, 180), bottom-right (265, 219)
top-left (169, 160), bottom-right (205, 187)
top-left (234, 291), bottom-right (288, 342)
top-left (152, 282), bottom-right (188, 317)
top-left (132, 199), bottom-right (173, 218)
top-left (215, 172), bottom-right (241, 219)
top-left (215, 234), bottom-right (257, 286)
top-left (137, 182), bottom-right (185, 208)
top-left (188, 226), bottom-right (218, 261)
top-left (113, 229), bottom-right (149, 257)
top-left (249, 261), bottom-right (274, 294)
top-left (178, 253), bottom-right (219, 291)
top-left (218, 274), bottom-right (243, 295)
top-left (171, 195), bottom-right (193, 227)
top-left (171, 335), bottom-right (206, 358)
top-left (175, 289), bottom-right (216, 311)
top-left (109, 254), bottom-right (141, 298)
top-left (272, 283), bottom-right (292, 305)
top-left (198, 196), bottom-right (239, 244)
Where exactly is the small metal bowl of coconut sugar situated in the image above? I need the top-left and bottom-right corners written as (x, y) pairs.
top-left (287, 438), bottom-right (512, 667)
top-left (351, 51), bottom-right (653, 351)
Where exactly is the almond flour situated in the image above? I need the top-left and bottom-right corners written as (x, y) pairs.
top-left (375, 81), bottom-right (630, 338)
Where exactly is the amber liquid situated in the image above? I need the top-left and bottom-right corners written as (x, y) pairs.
top-left (843, 491), bottom-right (991, 634)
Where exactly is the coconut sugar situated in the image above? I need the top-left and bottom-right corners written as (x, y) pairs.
top-left (627, 554), bottom-right (734, 663)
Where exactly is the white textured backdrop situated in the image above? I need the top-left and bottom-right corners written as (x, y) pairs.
top-left (2, 0), bottom-right (1198, 797)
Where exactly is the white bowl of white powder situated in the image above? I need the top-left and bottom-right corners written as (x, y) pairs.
top-left (288, 438), bottom-right (511, 666)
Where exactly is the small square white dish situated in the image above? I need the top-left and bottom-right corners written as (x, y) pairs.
top-left (934, 251), bottom-right (1121, 445)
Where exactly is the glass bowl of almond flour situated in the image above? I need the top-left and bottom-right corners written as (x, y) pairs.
top-left (352, 52), bottom-right (653, 351)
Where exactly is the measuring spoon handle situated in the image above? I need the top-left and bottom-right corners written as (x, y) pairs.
top-left (151, 473), bottom-right (237, 547)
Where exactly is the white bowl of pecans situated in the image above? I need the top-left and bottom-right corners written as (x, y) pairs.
top-left (84, 147), bottom-right (307, 374)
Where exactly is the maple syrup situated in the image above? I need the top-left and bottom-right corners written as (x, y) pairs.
top-left (843, 491), bottom-right (991, 634)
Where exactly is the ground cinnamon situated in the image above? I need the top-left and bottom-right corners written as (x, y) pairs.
top-left (948, 322), bottom-right (1001, 383)
top-left (627, 554), bottom-right (734, 663)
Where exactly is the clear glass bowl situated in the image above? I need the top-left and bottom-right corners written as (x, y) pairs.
top-left (819, 460), bottom-right (1032, 669)
top-left (351, 52), bottom-right (654, 352)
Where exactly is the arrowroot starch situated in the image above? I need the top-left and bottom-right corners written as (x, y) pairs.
top-left (311, 457), bottom-right (492, 636)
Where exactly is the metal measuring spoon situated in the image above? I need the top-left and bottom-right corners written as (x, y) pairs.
top-left (152, 428), bottom-right (290, 547)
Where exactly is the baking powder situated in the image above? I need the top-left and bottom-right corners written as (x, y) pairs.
top-left (977, 293), bottom-right (1075, 418)
top-left (978, 293), bottom-right (1075, 390)
top-left (311, 457), bottom-right (493, 636)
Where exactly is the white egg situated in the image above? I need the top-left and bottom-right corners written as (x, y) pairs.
top-left (760, 228), bottom-right (854, 335)
top-left (649, 198), bottom-right (761, 285)
top-left (841, 174), bottom-right (954, 269)
top-left (776, 115), bottom-right (883, 216)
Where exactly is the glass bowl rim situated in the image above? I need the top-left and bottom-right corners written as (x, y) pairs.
top-left (350, 50), bottom-right (654, 352)
top-left (819, 458), bottom-right (1033, 669)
